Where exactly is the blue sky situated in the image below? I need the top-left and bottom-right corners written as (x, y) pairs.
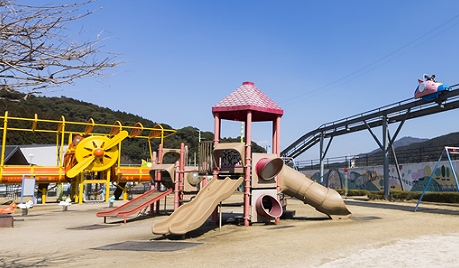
top-left (45, 0), bottom-right (459, 161)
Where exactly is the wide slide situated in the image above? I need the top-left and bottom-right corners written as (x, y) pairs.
top-left (97, 188), bottom-right (172, 224)
top-left (279, 165), bottom-right (351, 219)
top-left (152, 176), bottom-right (243, 235)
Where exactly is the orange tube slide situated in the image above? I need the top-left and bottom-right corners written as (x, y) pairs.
top-left (0, 165), bottom-right (152, 184)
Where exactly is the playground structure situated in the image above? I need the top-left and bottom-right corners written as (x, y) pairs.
top-left (0, 111), bottom-right (176, 204)
top-left (1, 82), bottom-right (352, 234)
top-left (96, 142), bottom-right (207, 223)
top-left (151, 81), bottom-right (351, 235)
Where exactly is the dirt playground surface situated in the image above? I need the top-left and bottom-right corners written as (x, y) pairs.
top-left (2, 192), bottom-right (459, 268)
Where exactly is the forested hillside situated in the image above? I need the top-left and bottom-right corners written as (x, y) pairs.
top-left (0, 91), bottom-right (265, 164)
top-left (5, 91), bottom-right (456, 167)
top-left (352, 132), bottom-right (459, 168)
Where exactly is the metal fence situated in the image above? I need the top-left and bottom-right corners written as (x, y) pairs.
top-left (0, 184), bottom-right (21, 201)
top-left (296, 145), bottom-right (459, 171)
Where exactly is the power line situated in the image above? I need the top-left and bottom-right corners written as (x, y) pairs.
top-left (279, 13), bottom-right (459, 106)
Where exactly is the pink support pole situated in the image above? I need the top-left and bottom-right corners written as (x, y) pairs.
top-left (179, 143), bottom-right (185, 202)
top-left (213, 114), bottom-right (220, 180)
top-left (244, 112), bottom-right (252, 227)
top-left (155, 145), bottom-right (163, 214)
top-left (211, 114), bottom-right (221, 225)
top-left (273, 116), bottom-right (281, 223)
top-left (150, 151), bottom-right (157, 215)
top-left (173, 161), bottom-right (180, 210)
top-left (276, 116), bottom-right (281, 155)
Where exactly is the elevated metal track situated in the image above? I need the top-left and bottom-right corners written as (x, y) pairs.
top-left (281, 83), bottom-right (459, 159)
top-left (281, 83), bottom-right (459, 198)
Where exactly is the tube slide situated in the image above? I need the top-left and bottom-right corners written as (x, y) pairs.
top-left (152, 176), bottom-right (243, 235)
top-left (279, 165), bottom-right (351, 219)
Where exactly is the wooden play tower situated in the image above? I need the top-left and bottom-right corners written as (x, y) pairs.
top-left (212, 81), bottom-right (284, 226)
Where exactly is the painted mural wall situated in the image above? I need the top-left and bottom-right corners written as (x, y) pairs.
top-left (301, 160), bottom-right (459, 192)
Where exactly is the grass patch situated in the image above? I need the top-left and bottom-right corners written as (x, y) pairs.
top-left (336, 189), bottom-right (459, 203)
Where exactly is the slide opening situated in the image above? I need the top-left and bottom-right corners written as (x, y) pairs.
top-left (186, 172), bottom-right (201, 187)
top-left (256, 157), bottom-right (284, 180)
top-left (255, 194), bottom-right (283, 218)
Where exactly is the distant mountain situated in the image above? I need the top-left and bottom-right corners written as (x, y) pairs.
top-left (367, 136), bottom-right (429, 154)
top-left (356, 132), bottom-right (459, 166)
top-left (394, 132), bottom-right (459, 153)
top-left (393, 136), bottom-right (430, 148)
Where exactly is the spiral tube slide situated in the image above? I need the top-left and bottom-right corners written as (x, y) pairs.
top-left (278, 165), bottom-right (351, 219)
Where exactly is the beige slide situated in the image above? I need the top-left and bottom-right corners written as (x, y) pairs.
top-left (279, 165), bottom-right (351, 219)
top-left (152, 176), bottom-right (243, 235)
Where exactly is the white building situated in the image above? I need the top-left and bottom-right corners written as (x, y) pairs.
top-left (19, 145), bottom-right (68, 166)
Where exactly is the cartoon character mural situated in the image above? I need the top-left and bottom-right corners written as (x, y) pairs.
top-left (404, 161), bottom-right (458, 192)
top-left (348, 170), bottom-right (382, 191)
top-left (309, 169), bottom-right (345, 189)
top-left (303, 160), bottom-right (459, 192)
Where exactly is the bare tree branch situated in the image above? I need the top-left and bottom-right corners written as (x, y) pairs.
top-left (0, 0), bottom-right (119, 100)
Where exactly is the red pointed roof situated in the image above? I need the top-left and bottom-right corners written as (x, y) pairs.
top-left (212, 81), bottom-right (283, 122)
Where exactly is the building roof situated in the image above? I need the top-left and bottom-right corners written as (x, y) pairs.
top-left (0, 145), bottom-right (29, 165)
top-left (212, 81), bottom-right (283, 122)
top-left (0, 145), bottom-right (68, 166)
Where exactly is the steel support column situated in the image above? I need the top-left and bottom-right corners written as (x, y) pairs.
top-left (319, 134), bottom-right (324, 184)
top-left (382, 116), bottom-right (390, 199)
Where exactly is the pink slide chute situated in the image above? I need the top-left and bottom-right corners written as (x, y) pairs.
top-left (97, 188), bottom-right (172, 224)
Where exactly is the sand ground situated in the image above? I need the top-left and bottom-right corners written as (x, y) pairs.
top-left (1, 193), bottom-right (459, 268)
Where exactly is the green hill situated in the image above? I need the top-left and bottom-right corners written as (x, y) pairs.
top-left (360, 132), bottom-right (459, 166)
top-left (0, 91), bottom-right (265, 164)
